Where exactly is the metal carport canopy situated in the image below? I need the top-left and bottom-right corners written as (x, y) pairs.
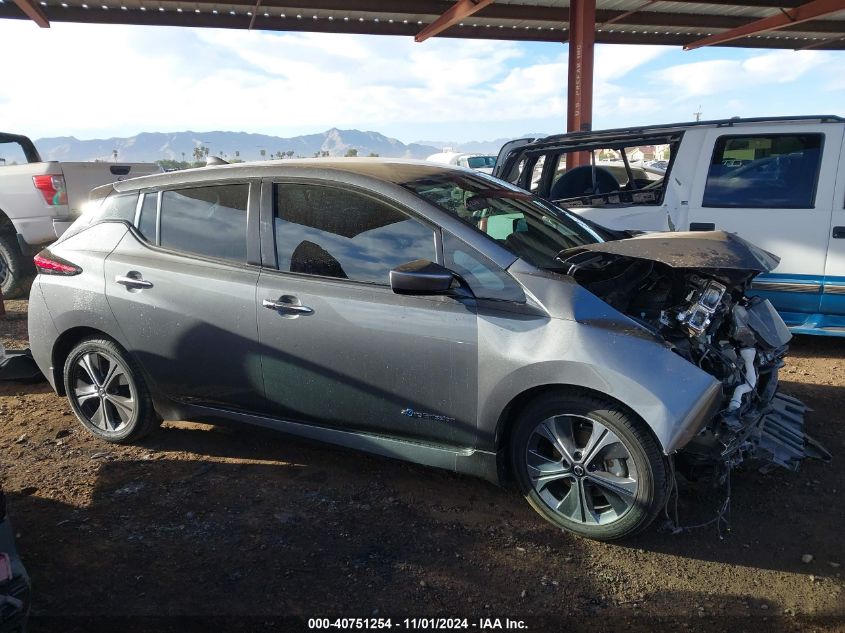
top-left (2, 0), bottom-right (844, 133)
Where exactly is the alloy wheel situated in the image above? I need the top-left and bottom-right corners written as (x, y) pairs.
top-left (525, 414), bottom-right (639, 526)
top-left (71, 351), bottom-right (136, 433)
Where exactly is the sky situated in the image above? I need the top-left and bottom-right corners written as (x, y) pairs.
top-left (0, 21), bottom-right (844, 144)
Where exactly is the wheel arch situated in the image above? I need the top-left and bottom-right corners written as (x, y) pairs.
top-left (492, 383), bottom-right (662, 483)
top-left (51, 326), bottom-right (119, 396)
top-left (50, 325), bottom-right (175, 421)
top-left (0, 208), bottom-right (13, 234)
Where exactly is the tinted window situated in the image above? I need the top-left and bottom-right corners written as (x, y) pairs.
top-left (274, 184), bottom-right (436, 284)
top-left (703, 134), bottom-right (823, 209)
top-left (159, 184), bottom-right (248, 262)
top-left (443, 232), bottom-right (523, 302)
top-left (467, 156), bottom-right (496, 169)
top-left (137, 192), bottom-right (158, 242)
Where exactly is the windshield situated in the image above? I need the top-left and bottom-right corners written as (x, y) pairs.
top-left (467, 156), bottom-right (496, 169)
top-left (400, 171), bottom-right (602, 269)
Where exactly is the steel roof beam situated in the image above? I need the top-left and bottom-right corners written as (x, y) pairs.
top-left (146, 0), bottom-right (845, 35)
top-left (2, 2), bottom-right (844, 48)
top-left (684, 0), bottom-right (845, 49)
top-left (12, 0), bottom-right (50, 26)
top-left (415, 0), bottom-right (495, 42)
top-left (25, 0), bottom-right (839, 35)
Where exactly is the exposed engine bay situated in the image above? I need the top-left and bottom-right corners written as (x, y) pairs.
top-left (558, 231), bottom-right (831, 481)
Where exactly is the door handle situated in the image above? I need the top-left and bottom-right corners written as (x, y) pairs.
top-left (115, 273), bottom-right (153, 289)
top-left (262, 297), bottom-right (314, 316)
top-left (689, 222), bottom-right (716, 231)
top-left (833, 226), bottom-right (845, 239)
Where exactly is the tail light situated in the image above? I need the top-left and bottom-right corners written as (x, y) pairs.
top-left (32, 174), bottom-right (68, 206)
top-left (33, 249), bottom-right (81, 276)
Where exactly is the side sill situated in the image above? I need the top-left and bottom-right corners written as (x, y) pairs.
top-left (181, 404), bottom-right (501, 485)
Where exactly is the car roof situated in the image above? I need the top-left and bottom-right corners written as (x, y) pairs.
top-left (529, 115), bottom-right (845, 147)
top-left (111, 158), bottom-right (474, 193)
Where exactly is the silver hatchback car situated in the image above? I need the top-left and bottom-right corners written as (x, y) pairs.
top-left (27, 159), bottom-right (827, 540)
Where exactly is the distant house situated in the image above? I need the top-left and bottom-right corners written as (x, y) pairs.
top-left (627, 145), bottom-right (657, 162)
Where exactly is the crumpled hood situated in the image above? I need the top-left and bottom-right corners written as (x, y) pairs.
top-left (559, 230), bottom-right (780, 272)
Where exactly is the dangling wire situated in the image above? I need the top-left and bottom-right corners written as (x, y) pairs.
top-left (663, 456), bottom-right (732, 539)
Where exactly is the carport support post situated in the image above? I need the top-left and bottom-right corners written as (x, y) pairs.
top-left (566, 0), bottom-right (596, 169)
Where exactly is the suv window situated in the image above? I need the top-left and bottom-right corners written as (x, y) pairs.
top-left (703, 134), bottom-right (823, 209)
top-left (158, 184), bottom-right (249, 262)
top-left (274, 183), bottom-right (436, 285)
top-left (545, 146), bottom-right (668, 206)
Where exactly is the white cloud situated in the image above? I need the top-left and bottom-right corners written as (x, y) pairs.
top-left (651, 50), bottom-right (833, 99)
top-left (595, 45), bottom-right (668, 82)
top-left (0, 22), bottom-right (675, 140)
top-left (5, 21), bottom-right (837, 142)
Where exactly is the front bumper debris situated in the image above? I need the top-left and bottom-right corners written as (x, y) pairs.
top-left (757, 393), bottom-right (831, 472)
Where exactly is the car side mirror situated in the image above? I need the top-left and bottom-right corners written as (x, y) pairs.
top-left (389, 259), bottom-right (456, 296)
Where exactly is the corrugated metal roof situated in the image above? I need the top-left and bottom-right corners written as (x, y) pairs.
top-left (1, 0), bottom-right (843, 49)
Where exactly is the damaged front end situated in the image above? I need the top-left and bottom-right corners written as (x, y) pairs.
top-left (558, 231), bottom-right (831, 481)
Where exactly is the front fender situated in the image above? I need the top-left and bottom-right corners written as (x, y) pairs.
top-left (476, 312), bottom-right (722, 455)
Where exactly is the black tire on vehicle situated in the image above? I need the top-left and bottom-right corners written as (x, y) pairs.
top-left (62, 336), bottom-right (161, 443)
top-left (510, 389), bottom-right (668, 541)
top-left (0, 232), bottom-right (32, 299)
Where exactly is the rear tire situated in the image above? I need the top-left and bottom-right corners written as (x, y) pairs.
top-left (0, 233), bottom-right (32, 299)
top-left (510, 390), bottom-right (668, 541)
top-left (63, 337), bottom-right (161, 443)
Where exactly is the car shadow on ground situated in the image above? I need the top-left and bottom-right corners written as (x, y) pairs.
top-left (47, 421), bottom-right (845, 566)
top-left (8, 450), bottom-right (840, 633)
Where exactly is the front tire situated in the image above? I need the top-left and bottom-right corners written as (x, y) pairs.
top-left (510, 390), bottom-right (668, 541)
top-left (63, 337), bottom-right (161, 443)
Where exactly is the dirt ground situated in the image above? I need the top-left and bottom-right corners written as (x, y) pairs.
top-left (1, 298), bottom-right (844, 632)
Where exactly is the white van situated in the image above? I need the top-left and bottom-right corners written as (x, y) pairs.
top-left (494, 116), bottom-right (845, 337)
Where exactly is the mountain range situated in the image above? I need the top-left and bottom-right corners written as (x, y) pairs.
top-left (32, 128), bottom-right (537, 163)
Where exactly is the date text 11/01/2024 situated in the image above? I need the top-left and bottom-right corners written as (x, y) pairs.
top-left (307, 618), bottom-right (528, 630)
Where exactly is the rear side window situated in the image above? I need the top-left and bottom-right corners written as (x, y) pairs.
top-left (274, 183), bottom-right (436, 285)
top-left (57, 190), bottom-right (139, 242)
top-left (159, 184), bottom-right (248, 263)
top-left (97, 191), bottom-right (139, 223)
top-left (137, 192), bottom-right (158, 242)
top-left (703, 134), bottom-right (823, 209)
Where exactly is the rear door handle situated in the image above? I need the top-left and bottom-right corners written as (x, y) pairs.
top-left (115, 273), bottom-right (153, 289)
top-left (262, 296), bottom-right (314, 316)
top-left (833, 226), bottom-right (845, 239)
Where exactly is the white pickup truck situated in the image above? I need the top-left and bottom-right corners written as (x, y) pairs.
top-left (494, 115), bottom-right (845, 337)
top-left (0, 132), bottom-right (159, 297)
